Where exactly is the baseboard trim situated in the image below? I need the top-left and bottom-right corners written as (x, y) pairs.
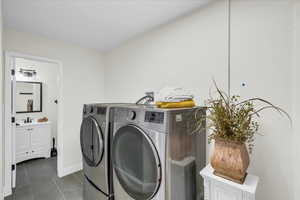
top-left (3, 186), bottom-right (12, 197)
top-left (58, 162), bottom-right (83, 178)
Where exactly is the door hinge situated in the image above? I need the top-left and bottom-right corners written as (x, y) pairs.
top-left (12, 165), bottom-right (15, 171)
top-left (11, 69), bottom-right (15, 76)
top-left (12, 117), bottom-right (15, 123)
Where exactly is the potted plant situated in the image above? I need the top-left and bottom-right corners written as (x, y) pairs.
top-left (196, 81), bottom-right (291, 184)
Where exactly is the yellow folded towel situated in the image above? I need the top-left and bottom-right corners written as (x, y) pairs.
top-left (156, 99), bottom-right (196, 108)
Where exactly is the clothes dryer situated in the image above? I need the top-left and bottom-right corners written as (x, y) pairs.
top-left (111, 105), bottom-right (206, 200)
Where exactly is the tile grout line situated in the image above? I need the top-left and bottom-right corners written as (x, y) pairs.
top-left (24, 164), bottom-right (35, 200)
top-left (52, 178), bottom-right (67, 200)
top-left (73, 172), bottom-right (83, 185)
top-left (24, 163), bottom-right (31, 188)
top-left (51, 158), bottom-right (68, 200)
top-left (14, 163), bottom-right (34, 200)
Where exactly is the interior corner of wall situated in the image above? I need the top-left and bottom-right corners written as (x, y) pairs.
top-left (58, 161), bottom-right (83, 178)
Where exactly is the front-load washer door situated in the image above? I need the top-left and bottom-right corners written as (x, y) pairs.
top-left (80, 115), bottom-right (110, 195)
top-left (112, 125), bottom-right (161, 200)
top-left (80, 116), bottom-right (104, 167)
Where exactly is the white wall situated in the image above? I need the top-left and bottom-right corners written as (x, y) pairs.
top-left (231, 1), bottom-right (295, 200)
top-left (293, 1), bottom-right (300, 200)
top-left (103, 1), bottom-right (228, 105)
top-left (0, 0), bottom-right (3, 199)
top-left (3, 28), bottom-right (105, 177)
top-left (14, 57), bottom-right (59, 141)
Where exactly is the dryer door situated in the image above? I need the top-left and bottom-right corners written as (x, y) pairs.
top-left (112, 125), bottom-right (161, 200)
top-left (80, 116), bottom-right (104, 167)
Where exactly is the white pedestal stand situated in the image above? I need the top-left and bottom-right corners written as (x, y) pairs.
top-left (200, 165), bottom-right (259, 200)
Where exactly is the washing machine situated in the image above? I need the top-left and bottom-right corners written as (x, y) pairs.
top-left (81, 103), bottom-right (127, 200)
top-left (111, 105), bottom-right (206, 200)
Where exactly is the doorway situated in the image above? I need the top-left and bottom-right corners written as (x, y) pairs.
top-left (3, 52), bottom-right (63, 197)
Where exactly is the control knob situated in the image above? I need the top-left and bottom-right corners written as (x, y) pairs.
top-left (128, 110), bottom-right (136, 120)
top-left (89, 106), bottom-right (94, 113)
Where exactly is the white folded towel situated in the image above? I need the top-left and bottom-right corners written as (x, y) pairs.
top-left (156, 87), bottom-right (194, 103)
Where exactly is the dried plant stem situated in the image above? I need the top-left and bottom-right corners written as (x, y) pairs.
top-left (195, 81), bottom-right (292, 153)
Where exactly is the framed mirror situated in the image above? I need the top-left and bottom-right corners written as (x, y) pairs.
top-left (15, 81), bottom-right (42, 113)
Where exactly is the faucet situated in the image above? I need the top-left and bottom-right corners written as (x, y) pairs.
top-left (24, 117), bottom-right (32, 123)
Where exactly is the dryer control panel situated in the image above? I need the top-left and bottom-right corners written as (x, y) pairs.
top-left (145, 111), bottom-right (164, 124)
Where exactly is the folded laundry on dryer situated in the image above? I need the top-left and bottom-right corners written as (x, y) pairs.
top-left (156, 99), bottom-right (196, 108)
top-left (156, 87), bottom-right (196, 108)
top-left (156, 86), bottom-right (194, 102)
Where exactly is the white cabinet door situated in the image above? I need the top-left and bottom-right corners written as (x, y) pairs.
top-left (31, 125), bottom-right (51, 157)
top-left (16, 123), bottom-right (52, 163)
top-left (16, 127), bottom-right (31, 163)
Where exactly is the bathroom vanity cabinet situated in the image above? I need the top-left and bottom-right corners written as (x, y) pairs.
top-left (16, 122), bottom-right (51, 163)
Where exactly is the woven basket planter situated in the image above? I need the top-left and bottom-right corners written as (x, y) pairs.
top-left (211, 137), bottom-right (250, 184)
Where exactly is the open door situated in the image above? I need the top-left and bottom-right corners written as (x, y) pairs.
top-left (4, 52), bottom-right (63, 196)
top-left (4, 53), bottom-right (17, 196)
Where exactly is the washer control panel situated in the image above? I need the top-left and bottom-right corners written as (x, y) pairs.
top-left (83, 104), bottom-right (94, 114)
top-left (145, 111), bottom-right (164, 124)
top-left (97, 107), bottom-right (106, 115)
top-left (128, 110), bottom-right (136, 120)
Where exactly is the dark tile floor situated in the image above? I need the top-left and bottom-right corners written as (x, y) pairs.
top-left (5, 157), bottom-right (84, 200)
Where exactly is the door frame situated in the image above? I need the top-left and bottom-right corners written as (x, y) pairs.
top-left (3, 51), bottom-right (64, 196)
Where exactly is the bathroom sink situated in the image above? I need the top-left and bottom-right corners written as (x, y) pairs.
top-left (16, 121), bottom-right (50, 127)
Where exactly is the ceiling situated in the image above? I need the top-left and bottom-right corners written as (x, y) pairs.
top-left (3, 0), bottom-right (211, 52)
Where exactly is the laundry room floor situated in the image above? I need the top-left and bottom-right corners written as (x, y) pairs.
top-left (5, 157), bottom-right (84, 200)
